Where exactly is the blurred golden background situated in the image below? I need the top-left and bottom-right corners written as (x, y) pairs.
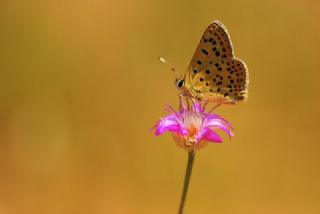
top-left (1, 0), bottom-right (320, 213)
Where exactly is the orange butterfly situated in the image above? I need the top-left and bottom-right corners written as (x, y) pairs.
top-left (162, 20), bottom-right (249, 105)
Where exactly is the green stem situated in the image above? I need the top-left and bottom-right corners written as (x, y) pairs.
top-left (178, 150), bottom-right (196, 214)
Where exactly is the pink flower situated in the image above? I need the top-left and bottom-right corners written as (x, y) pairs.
top-left (153, 101), bottom-right (233, 151)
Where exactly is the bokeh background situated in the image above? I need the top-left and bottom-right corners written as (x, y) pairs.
top-left (1, 0), bottom-right (320, 213)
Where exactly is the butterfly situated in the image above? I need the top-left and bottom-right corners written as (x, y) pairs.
top-left (174, 20), bottom-right (249, 104)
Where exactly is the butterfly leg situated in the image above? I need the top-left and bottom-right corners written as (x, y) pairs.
top-left (179, 94), bottom-right (188, 111)
top-left (178, 94), bottom-right (183, 111)
top-left (208, 103), bottom-right (222, 113)
top-left (202, 100), bottom-right (209, 111)
top-left (190, 98), bottom-right (197, 111)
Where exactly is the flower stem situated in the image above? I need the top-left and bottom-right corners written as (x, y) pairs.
top-left (178, 150), bottom-right (196, 214)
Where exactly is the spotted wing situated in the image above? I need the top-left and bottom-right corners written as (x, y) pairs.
top-left (190, 58), bottom-right (248, 102)
top-left (185, 20), bottom-right (248, 102)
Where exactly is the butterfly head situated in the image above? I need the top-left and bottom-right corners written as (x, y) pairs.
top-left (175, 78), bottom-right (195, 99)
top-left (176, 78), bottom-right (190, 96)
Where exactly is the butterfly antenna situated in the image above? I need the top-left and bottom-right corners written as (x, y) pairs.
top-left (158, 57), bottom-right (182, 78)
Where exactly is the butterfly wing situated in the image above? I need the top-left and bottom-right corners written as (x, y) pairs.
top-left (190, 58), bottom-right (248, 102)
top-left (185, 20), bottom-right (248, 103)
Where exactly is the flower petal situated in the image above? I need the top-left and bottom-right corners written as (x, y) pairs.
top-left (193, 102), bottom-right (203, 113)
top-left (200, 128), bottom-right (222, 143)
top-left (207, 114), bottom-right (233, 129)
top-left (164, 103), bottom-right (177, 113)
top-left (154, 114), bottom-right (187, 136)
top-left (205, 117), bottom-right (234, 139)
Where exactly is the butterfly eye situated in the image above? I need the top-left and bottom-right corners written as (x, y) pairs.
top-left (176, 79), bottom-right (185, 88)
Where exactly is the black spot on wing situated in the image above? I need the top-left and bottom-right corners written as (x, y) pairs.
top-left (201, 49), bottom-right (208, 55)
